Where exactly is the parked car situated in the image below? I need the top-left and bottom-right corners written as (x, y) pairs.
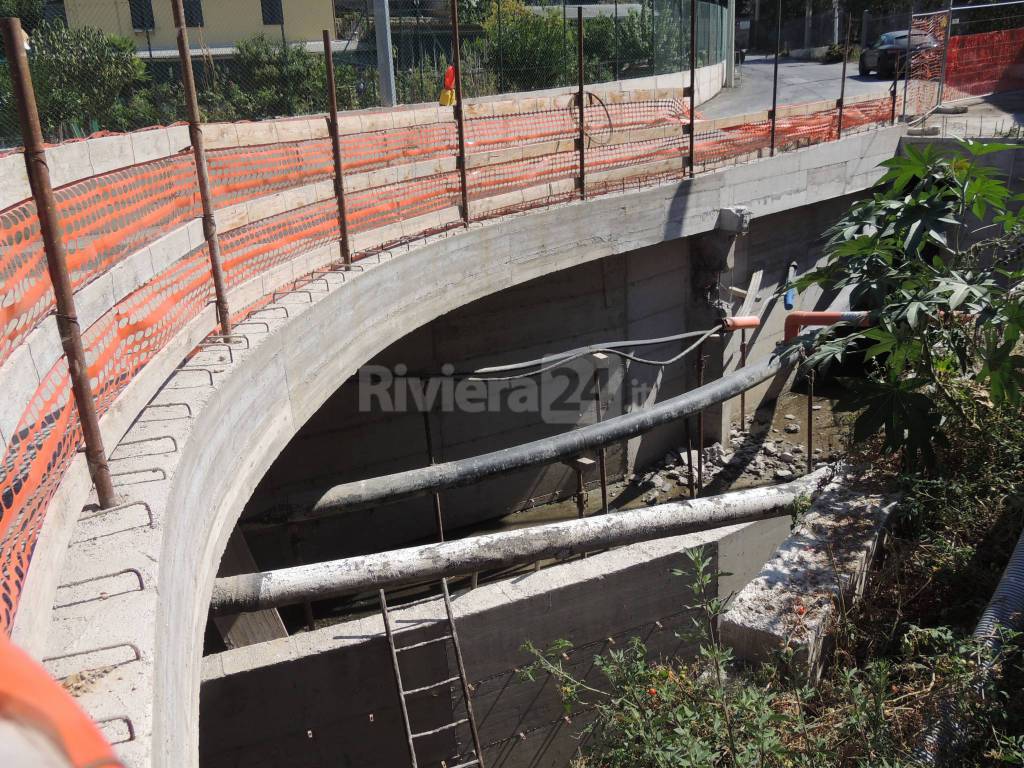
top-left (859, 30), bottom-right (940, 78)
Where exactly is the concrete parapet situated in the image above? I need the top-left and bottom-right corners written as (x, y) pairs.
top-left (720, 467), bottom-right (898, 676)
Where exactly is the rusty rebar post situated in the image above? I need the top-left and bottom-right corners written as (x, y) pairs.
top-left (574, 467), bottom-right (587, 519)
top-left (2, 18), bottom-right (116, 509)
top-left (171, 0), bottom-right (232, 336)
top-left (696, 341), bottom-right (706, 492)
top-left (577, 6), bottom-right (586, 199)
top-left (770, 0), bottom-right (782, 155)
top-left (739, 329), bottom-right (747, 428)
top-left (806, 367), bottom-right (815, 474)
top-left (836, 14), bottom-right (851, 139)
top-left (423, 411), bottom-right (445, 542)
top-left (684, 419), bottom-right (696, 497)
top-left (450, 0), bottom-right (470, 226)
top-left (593, 369), bottom-right (609, 515)
top-left (323, 29), bottom-right (352, 267)
top-left (688, 0), bottom-right (697, 173)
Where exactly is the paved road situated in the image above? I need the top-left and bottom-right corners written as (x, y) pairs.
top-left (700, 55), bottom-right (894, 118)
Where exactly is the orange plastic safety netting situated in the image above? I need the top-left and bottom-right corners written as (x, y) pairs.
top-left (0, 87), bottom-right (902, 633)
top-left (0, 155), bottom-right (201, 368)
top-left (0, 124), bottom-right (459, 374)
top-left (944, 26), bottom-right (1024, 103)
top-left (0, 195), bottom-right (347, 631)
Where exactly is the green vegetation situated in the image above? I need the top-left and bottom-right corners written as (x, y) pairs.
top-left (523, 142), bottom-right (1024, 766)
top-left (797, 140), bottom-right (1024, 469)
top-left (0, 0), bottom-right (726, 144)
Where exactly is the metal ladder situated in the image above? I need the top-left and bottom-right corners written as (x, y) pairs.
top-left (380, 579), bottom-right (485, 768)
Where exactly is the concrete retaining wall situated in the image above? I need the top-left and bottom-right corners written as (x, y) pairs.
top-left (199, 517), bottom-right (790, 768)
top-left (241, 190), bottom-right (863, 569)
top-left (18, 126), bottom-right (904, 768)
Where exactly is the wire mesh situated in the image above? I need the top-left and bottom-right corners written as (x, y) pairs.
top-left (943, 1), bottom-right (1024, 103)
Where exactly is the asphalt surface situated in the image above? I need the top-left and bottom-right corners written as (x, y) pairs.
top-left (700, 55), bottom-right (895, 118)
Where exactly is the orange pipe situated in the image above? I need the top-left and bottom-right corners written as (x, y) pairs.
top-left (784, 310), bottom-right (871, 341)
top-left (723, 315), bottom-right (760, 331)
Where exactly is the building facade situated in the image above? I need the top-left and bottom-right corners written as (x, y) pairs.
top-left (61, 0), bottom-right (336, 52)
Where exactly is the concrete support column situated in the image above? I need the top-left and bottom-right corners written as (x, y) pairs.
top-left (804, 0), bottom-right (812, 49)
top-left (726, 0), bottom-right (736, 87)
top-left (374, 0), bottom-right (397, 107)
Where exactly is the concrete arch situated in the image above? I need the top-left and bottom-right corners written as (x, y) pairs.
top-left (30, 126), bottom-right (903, 768)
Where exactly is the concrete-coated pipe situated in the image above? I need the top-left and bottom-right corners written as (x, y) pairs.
top-left (286, 343), bottom-right (803, 522)
top-left (211, 467), bottom-right (831, 615)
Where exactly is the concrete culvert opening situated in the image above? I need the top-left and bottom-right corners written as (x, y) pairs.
top-left (198, 193), bottom-right (858, 768)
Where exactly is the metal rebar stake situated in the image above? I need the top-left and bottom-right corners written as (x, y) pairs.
top-left (593, 369), bottom-right (609, 515)
top-left (696, 341), bottom-right (706, 493)
top-left (739, 329), bottom-right (747, 428)
top-left (2, 18), bottom-right (116, 509)
top-left (689, 0), bottom-right (697, 172)
top-left (323, 29), bottom-right (352, 266)
top-left (577, 6), bottom-right (586, 199)
top-left (770, 0), bottom-right (782, 155)
top-left (684, 418), bottom-right (696, 497)
top-left (171, 0), bottom-right (233, 336)
top-left (836, 15), bottom-right (851, 140)
top-left (450, 0), bottom-right (470, 226)
top-left (901, 8), bottom-right (913, 122)
top-left (806, 367), bottom-right (815, 474)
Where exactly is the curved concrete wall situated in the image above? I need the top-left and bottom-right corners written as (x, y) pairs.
top-left (2, 80), bottom-right (708, 641)
top-left (20, 125), bottom-right (905, 768)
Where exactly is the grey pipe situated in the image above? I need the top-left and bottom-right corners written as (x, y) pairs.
top-left (212, 467), bottom-right (830, 615)
top-left (263, 342), bottom-right (800, 524)
top-left (912, 527), bottom-right (1024, 764)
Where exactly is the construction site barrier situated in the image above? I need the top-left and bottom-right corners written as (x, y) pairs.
top-left (0, 74), bottom-right (902, 633)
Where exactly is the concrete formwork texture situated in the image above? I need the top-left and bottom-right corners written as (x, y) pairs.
top-left (10, 125), bottom-right (907, 768)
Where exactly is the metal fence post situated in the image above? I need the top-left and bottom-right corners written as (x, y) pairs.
top-left (1, 18), bottom-right (117, 509)
top-left (497, 0), bottom-right (504, 92)
top-left (936, 0), bottom-right (954, 106)
top-left (901, 8), bottom-right (913, 120)
top-left (689, 0), bottom-right (697, 173)
top-left (678, 0), bottom-right (685, 74)
top-left (836, 14), bottom-right (850, 139)
top-left (614, 0), bottom-right (620, 79)
top-left (374, 0), bottom-right (398, 106)
top-left (323, 30), bottom-right (352, 266)
top-left (769, 0), bottom-right (782, 155)
top-left (450, 0), bottom-right (470, 226)
top-left (171, 0), bottom-right (233, 337)
top-left (577, 6), bottom-right (586, 200)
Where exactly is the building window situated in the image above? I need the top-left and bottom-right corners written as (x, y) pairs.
top-left (129, 0), bottom-right (155, 30)
top-left (183, 0), bottom-right (204, 27)
top-left (261, 0), bottom-right (284, 26)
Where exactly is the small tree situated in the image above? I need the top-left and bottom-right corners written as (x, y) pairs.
top-left (0, 0), bottom-right (45, 32)
top-left (796, 140), bottom-right (1024, 468)
top-left (230, 35), bottom-right (327, 120)
top-left (26, 21), bottom-right (149, 140)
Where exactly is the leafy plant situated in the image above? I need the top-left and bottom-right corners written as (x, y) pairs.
top-left (795, 140), bottom-right (1024, 469)
top-left (24, 21), bottom-right (150, 140)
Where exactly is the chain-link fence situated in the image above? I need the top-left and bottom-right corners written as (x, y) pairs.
top-left (0, 0), bottom-right (727, 148)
